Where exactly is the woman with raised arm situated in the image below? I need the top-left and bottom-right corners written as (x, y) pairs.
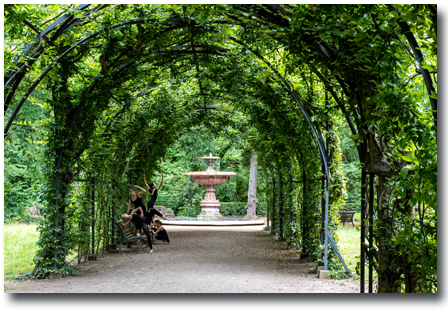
top-left (117, 206), bottom-right (153, 253)
top-left (126, 185), bottom-right (147, 217)
top-left (143, 172), bottom-right (168, 222)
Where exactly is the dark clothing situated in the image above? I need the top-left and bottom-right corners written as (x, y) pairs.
top-left (129, 196), bottom-right (146, 215)
top-left (155, 232), bottom-right (169, 243)
top-left (140, 223), bottom-right (153, 249)
top-left (130, 215), bottom-right (152, 249)
top-left (145, 207), bottom-right (164, 224)
top-left (152, 225), bottom-right (170, 243)
top-left (147, 188), bottom-right (158, 209)
top-left (130, 214), bottom-right (145, 230)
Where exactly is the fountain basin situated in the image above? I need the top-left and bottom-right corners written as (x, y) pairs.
top-left (184, 171), bottom-right (237, 186)
top-left (160, 219), bottom-right (265, 226)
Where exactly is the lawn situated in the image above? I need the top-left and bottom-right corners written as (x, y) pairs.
top-left (4, 222), bottom-right (39, 279)
top-left (337, 226), bottom-right (360, 275)
top-left (337, 225), bottom-right (377, 289)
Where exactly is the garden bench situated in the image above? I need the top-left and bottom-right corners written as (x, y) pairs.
top-left (115, 222), bottom-right (154, 253)
top-left (339, 211), bottom-right (356, 227)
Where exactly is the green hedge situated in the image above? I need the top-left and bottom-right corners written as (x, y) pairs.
top-left (219, 202), bottom-right (267, 217)
top-left (340, 202), bottom-right (360, 212)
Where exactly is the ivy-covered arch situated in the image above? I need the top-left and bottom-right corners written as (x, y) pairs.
top-left (4, 4), bottom-right (437, 293)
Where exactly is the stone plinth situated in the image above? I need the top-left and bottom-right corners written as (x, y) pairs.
top-left (197, 210), bottom-right (224, 221)
top-left (50, 272), bottom-right (62, 279)
top-left (318, 270), bottom-right (331, 279)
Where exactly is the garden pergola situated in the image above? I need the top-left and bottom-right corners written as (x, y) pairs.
top-left (4, 4), bottom-right (437, 293)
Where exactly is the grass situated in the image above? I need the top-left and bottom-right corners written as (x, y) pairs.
top-left (4, 222), bottom-right (39, 279)
top-left (337, 226), bottom-right (360, 275)
top-left (337, 225), bottom-right (377, 290)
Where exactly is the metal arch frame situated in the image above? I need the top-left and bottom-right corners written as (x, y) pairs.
top-left (4, 5), bottom-right (111, 113)
top-left (4, 19), bottom-right (226, 137)
top-left (5, 7), bottom-right (345, 274)
top-left (5, 4), bottom-right (92, 87)
top-left (121, 32), bottom-right (344, 272)
top-left (4, 15), bottom-right (188, 97)
top-left (224, 35), bottom-right (349, 272)
top-left (4, 16), bottom-right (191, 121)
top-left (48, 55), bottom-right (229, 271)
top-left (101, 80), bottom-right (226, 140)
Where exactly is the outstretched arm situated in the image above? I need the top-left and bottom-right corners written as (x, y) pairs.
top-left (117, 219), bottom-right (131, 227)
top-left (134, 185), bottom-right (146, 197)
top-left (131, 207), bottom-right (143, 217)
top-left (157, 173), bottom-right (164, 191)
top-left (143, 173), bottom-right (150, 190)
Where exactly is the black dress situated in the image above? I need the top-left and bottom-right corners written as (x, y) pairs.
top-left (147, 188), bottom-right (158, 209)
top-left (129, 195), bottom-right (146, 216)
top-left (145, 189), bottom-right (164, 221)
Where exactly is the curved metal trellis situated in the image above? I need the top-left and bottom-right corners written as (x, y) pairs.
top-left (4, 5), bottom-right (350, 276)
top-left (4, 19), bottom-right (200, 137)
top-left (224, 35), bottom-right (349, 272)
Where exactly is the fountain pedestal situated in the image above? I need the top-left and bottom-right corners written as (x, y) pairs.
top-left (198, 187), bottom-right (223, 221)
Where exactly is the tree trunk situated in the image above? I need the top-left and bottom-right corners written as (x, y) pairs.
top-left (376, 175), bottom-right (402, 293)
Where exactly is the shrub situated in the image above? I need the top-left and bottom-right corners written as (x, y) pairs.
top-left (219, 201), bottom-right (267, 217)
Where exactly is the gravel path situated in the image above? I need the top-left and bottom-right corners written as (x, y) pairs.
top-left (5, 225), bottom-right (361, 293)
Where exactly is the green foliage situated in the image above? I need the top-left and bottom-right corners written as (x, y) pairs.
top-left (4, 180), bottom-right (41, 222)
top-left (3, 4), bottom-right (437, 291)
top-left (218, 202), bottom-right (267, 217)
top-left (328, 258), bottom-right (352, 280)
top-left (4, 92), bottom-right (48, 222)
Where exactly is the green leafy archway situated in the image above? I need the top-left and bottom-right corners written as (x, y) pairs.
top-left (4, 4), bottom-right (437, 293)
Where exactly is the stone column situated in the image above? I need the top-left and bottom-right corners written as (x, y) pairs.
top-left (244, 151), bottom-right (258, 219)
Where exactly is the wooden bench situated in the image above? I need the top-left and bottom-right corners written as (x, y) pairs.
top-left (339, 211), bottom-right (356, 227)
top-left (115, 222), bottom-right (154, 253)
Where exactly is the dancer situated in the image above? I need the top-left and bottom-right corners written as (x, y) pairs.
top-left (143, 172), bottom-right (163, 212)
top-left (126, 184), bottom-right (147, 217)
top-left (150, 219), bottom-right (170, 245)
top-left (143, 172), bottom-right (169, 224)
top-left (117, 207), bottom-right (153, 253)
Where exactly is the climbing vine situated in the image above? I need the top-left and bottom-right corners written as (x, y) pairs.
top-left (4, 4), bottom-right (437, 292)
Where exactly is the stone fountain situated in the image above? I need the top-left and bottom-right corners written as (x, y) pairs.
top-left (184, 154), bottom-right (236, 221)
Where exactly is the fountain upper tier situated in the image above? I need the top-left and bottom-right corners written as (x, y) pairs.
top-left (184, 154), bottom-right (236, 183)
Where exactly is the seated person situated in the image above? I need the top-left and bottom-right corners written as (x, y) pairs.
top-left (121, 206), bottom-right (144, 236)
top-left (117, 207), bottom-right (153, 253)
top-left (150, 219), bottom-right (170, 245)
